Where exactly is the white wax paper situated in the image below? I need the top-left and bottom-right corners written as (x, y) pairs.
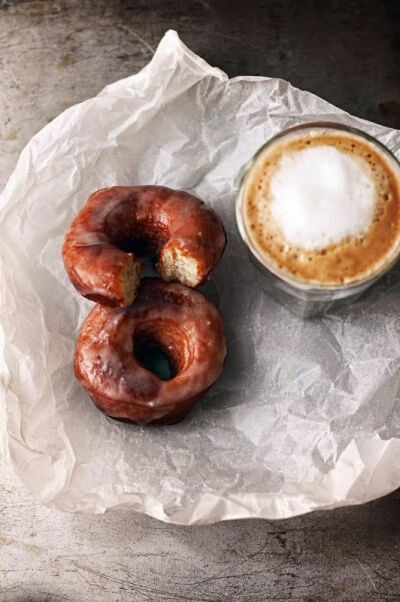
top-left (1, 30), bottom-right (400, 524)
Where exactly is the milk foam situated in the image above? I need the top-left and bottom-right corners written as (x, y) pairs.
top-left (270, 145), bottom-right (376, 250)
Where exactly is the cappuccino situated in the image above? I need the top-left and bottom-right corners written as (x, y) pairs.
top-left (241, 127), bottom-right (400, 286)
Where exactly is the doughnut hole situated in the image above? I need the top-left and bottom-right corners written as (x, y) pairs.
top-left (105, 210), bottom-right (170, 305)
top-left (133, 320), bottom-right (192, 380)
top-left (105, 202), bottom-right (169, 256)
top-left (105, 204), bottom-right (202, 287)
top-left (112, 221), bottom-right (169, 257)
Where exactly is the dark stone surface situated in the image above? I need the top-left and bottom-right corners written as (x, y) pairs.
top-left (1, 1), bottom-right (400, 600)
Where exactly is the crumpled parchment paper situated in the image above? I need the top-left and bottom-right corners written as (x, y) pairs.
top-left (1, 30), bottom-right (400, 524)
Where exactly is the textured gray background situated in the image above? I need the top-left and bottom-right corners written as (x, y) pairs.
top-left (1, 1), bottom-right (400, 600)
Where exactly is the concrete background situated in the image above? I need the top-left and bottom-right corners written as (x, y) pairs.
top-left (1, 1), bottom-right (400, 600)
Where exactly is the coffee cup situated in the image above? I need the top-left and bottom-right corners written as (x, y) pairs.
top-left (236, 122), bottom-right (400, 318)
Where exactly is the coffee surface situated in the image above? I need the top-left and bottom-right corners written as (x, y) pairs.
top-left (243, 129), bottom-right (400, 286)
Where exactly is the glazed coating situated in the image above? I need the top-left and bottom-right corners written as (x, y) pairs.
top-left (62, 186), bottom-right (226, 306)
top-left (74, 279), bottom-right (227, 425)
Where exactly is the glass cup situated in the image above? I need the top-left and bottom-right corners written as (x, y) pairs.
top-left (235, 122), bottom-right (400, 318)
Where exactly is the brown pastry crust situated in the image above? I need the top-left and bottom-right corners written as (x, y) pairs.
top-left (62, 186), bottom-right (226, 306)
top-left (74, 279), bottom-right (227, 425)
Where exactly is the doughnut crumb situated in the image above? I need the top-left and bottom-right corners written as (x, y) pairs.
top-left (158, 246), bottom-right (201, 287)
top-left (121, 255), bottom-right (144, 306)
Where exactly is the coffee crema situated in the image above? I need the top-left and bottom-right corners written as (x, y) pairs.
top-left (242, 128), bottom-right (400, 286)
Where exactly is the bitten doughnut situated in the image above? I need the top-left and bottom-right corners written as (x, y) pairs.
top-left (62, 186), bottom-right (226, 306)
top-left (74, 279), bottom-right (227, 425)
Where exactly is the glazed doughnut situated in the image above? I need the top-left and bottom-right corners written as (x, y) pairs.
top-left (74, 279), bottom-right (227, 425)
top-left (62, 186), bottom-right (226, 306)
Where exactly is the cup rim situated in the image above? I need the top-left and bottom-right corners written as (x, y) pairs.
top-left (236, 120), bottom-right (400, 292)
